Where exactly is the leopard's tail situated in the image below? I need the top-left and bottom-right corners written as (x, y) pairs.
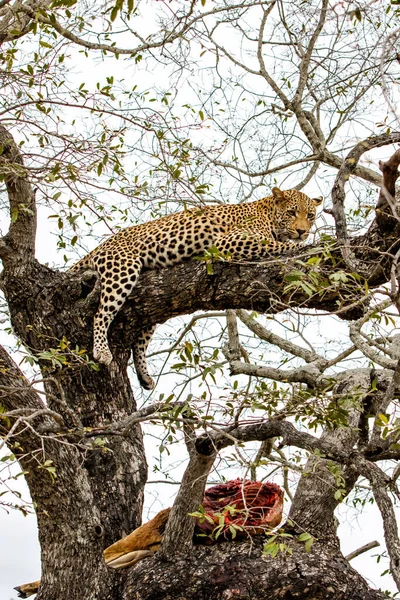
top-left (132, 324), bottom-right (157, 390)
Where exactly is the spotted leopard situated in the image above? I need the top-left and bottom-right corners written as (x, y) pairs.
top-left (70, 187), bottom-right (322, 389)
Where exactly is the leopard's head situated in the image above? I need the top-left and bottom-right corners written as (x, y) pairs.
top-left (271, 187), bottom-right (322, 242)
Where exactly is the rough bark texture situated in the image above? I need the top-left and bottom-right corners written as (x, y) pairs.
top-left (123, 538), bottom-right (388, 600)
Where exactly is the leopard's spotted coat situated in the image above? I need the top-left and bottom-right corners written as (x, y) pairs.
top-left (70, 187), bottom-right (322, 389)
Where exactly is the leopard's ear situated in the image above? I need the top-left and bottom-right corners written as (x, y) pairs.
top-left (272, 187), bottom-right (285, 202)
top-left (312, 197), bottom-right (323, 206)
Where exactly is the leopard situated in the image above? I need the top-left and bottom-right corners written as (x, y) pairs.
top-left (69, 187), bottom-right (322, 390)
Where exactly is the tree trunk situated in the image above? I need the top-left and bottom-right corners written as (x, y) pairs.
top-left (123, 538), bottom-right (388, 600)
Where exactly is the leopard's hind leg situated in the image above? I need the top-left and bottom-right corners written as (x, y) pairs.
top-left (132, 324), bottom-right (157, 390)
top-left (92, 254), bottom-right (143, 365)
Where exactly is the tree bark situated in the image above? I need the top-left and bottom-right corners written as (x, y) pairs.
top-left (122, 537), bottom-right (388, 600)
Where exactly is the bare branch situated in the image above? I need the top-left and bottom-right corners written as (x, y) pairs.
top-left (257, 2), bottom-right (290, 108)
top-left (237, 309), bottom-right (323, 364)
top-left (293, 0), bottom-right (329, 105)
top-left (359, 459), bottom-right (400, 591)
top-left (380, 26), bottom-right (400, 130)
top-left (349, 299), bottom-right (396, 370)
top-left (14, 1), bottom-right (268, 57)
top-left (345, 540), bottom-right (380, 562)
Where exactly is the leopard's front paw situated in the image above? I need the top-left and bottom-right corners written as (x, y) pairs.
top-left (93, 346), bottom-right (113, 366)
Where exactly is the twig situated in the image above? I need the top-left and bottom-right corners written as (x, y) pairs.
top-left (345, 540), bottom-right (380, 562)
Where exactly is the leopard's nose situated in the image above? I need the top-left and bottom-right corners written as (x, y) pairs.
top-left (296, 228), bottom-right (307, 237)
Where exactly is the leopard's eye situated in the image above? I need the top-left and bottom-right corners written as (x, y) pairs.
top-left (308, 212), bottom-right (315, 220)
top-left (288, 210), bottom-right (296, 216)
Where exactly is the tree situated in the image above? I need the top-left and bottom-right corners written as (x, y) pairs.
top-left (1, 1), bottom-right (400, 598)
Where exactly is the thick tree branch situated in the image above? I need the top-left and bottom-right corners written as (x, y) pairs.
top-left (224, 309), bottom-right (243, 361)
top-left (288, 371), bottom-right (369, 541)
top-left (196, 418), bottom-right (351, 459)
top-left (376, 148), bottom-right (400, 230)
top-left (332, 134), bottom-right (400, 269)
top-left (226, 359), bottom-right (322, 387)
top-left (158, 447), bottom-right (216, 559)
top-left (0, 0), bottom-right (51, 44)
top-left (127, 532), bottom-right (389, 600)
top-left (0, 124), bottom-right (36, 262)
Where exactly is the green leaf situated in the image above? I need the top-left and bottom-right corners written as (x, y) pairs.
top-left (377, 413), bottom-right (389, 425)
top-left (304, 538), bottom-right (313, 552)
top-left (298, 532), bottom-right (312, 542)
top-left (284, 271), bottom-right (304, 282)
top-left (229, 525), bottom-right (237, 539)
